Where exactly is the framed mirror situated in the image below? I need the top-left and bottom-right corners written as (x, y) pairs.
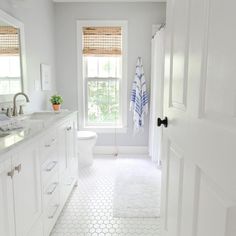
top-left (0, 9), bottom-right (27, 102)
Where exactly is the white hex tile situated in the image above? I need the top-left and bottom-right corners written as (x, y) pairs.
top-left (51, 156), bottom-right (160, 236)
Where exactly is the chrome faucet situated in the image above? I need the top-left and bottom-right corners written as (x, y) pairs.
top-left (13, 92), bottom-right (30, 116)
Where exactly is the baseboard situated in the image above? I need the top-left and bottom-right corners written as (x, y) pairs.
top-left (93, 146), bottom-right (148, 155)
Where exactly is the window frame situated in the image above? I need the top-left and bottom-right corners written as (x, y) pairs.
top-left (77, 20), bottom-right (128, 133)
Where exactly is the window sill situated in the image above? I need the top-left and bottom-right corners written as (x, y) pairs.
top-left (79, 126), bottom-right (127, 134)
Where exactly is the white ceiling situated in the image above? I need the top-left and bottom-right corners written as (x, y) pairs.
top-left (53, 0), bottom-right (166, 2)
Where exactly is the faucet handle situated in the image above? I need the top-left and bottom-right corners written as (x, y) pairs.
top-left (6, 108), bottom-right (12, 117)
top-left (19, 105), bottom-right (24, 115)
top-left (13, 106), bottom-right (18, 116)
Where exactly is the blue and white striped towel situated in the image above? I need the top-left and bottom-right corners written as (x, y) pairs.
top-left (130, 57), bottom-right (149, 134)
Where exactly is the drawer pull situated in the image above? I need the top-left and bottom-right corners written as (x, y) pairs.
top-left (45, 161), bottom-right (57, 172)
top-left (67, 178), bottom-right (74, 186)
top-left (45, 138), bottom-right (56, 148)
top-left (7, 169), bottom-right (14, 178)
top-left (48, 204), bottom-right (59, 219)
top-left (66, 126), bottom-right (72, 131)
top-left (46, 182), bottom-right (58, 195)
top-left (15, 164), bottom-right (22, 173)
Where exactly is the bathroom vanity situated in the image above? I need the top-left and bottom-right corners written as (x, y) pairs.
top-left (0, 111), bottom-right (78, 236)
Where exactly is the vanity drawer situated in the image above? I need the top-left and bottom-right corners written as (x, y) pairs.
top-left (60, 170), bottom-right (76, 206)
top-left (41, 158), bottom-right (59, 185)
top-left (43, 190), bottom-right (60, 236)
top-left (40, 131), bottom-right (57, 163)
top-left (43, 171), bottom-right (59, 207)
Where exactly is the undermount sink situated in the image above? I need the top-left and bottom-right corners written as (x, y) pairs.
top-left (0, 111), bottom-right (68, 140)
top-left (0, 132), bottom-right (10, 138)
top-left (25, 111), bottom-right (62, 121)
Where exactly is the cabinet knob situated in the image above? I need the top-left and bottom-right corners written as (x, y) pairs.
top-left (7, 169), bottom-right (14, 178)
top-left (66, 126), bottom-right (72, 131)
top-left (15, 164), bottom-right (22, 173)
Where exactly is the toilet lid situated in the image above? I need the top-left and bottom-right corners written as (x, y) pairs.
top-left (77, 131), bottom-right (97, 140)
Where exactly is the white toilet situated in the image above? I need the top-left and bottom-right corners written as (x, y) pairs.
top-left (77, 131), bottom-right (97, 167)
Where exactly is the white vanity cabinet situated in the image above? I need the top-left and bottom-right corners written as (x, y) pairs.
top-left (0, 142), bottom-right (43, 236)
top-left (40, 129), bottom-right (60, 236)
top-left (0, 111), bottom-right (78, 236)
top-left (12, 142), bottom-right (42, 236)
top-left (57, 116), bottom-right (78, 208)
top-left (0, 157), bottom-right (15, 236)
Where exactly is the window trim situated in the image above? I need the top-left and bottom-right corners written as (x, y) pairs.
top-left (77, 20), bottom-right (128, 133)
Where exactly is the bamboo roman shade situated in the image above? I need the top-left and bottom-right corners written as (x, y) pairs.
top-left (82, 27), bottom-right (122, 56)
top-left (0, 26), bottom-right (20, 55)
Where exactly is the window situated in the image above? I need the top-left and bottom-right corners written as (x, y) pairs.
top-left (0, 26), bottom-right (21, 95)
top-left (84, 56), bottom-right (121, 126)
top-left (77, 21), bottom-right (127, 132)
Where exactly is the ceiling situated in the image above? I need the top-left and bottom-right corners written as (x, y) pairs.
top-left (53, 0), bottom-right (166, 2)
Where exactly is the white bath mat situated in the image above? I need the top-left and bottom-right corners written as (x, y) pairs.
top-left (113, 156), bottom-right (161, 218)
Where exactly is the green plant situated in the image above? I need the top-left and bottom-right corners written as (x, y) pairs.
top-left (50, 95), bottom-right (63, 105)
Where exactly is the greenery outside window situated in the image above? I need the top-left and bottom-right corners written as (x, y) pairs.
top-left (77, 22), bottom-right (128, 132)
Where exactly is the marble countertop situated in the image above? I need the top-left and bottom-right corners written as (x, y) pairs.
top-left (0, 110), bottom-right (77, 156)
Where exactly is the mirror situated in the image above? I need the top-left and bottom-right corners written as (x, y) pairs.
top-left (0, 9), bottom-right (26, 102)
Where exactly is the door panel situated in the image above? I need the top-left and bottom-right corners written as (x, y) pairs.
top-left (196, 172), bottom-right (236, 236)
top-left (13, 143), bottom-right (42, 236)
top-left (162, 0), bottom-right (236, 236)
top-left (57, 122), bottom-right (67, 174)
top-left (163, 140), bottom-right (184, 236)
top-left (169, 0), bottom-right (189, 110)
top-left (0, 158), bottom-right (15, 236)
top-left (203, 1), bottom-right (236, 119)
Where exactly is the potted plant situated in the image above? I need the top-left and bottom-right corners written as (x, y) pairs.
top-left (50, 94), bottom-right (63, 111)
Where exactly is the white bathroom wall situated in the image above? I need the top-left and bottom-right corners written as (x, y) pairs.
top-left (0, 0), bottom-right (56, 111)
top-left (55, 2), bottom-right (166, 147)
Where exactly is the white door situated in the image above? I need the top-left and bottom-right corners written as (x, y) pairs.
top-left (0, 158), bottom-right (15, 236)
top-left (161, 0), bottom-right (236, 235)
top-left (12, 143), bottom-right (42, 236)
top-left (149, 27), bottom-right (165, 164)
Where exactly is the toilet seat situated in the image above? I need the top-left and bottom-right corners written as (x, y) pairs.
top-left (77, 131), bottom-right (97, 140)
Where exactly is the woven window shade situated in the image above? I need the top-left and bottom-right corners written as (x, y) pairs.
top-left (83, 27), bottom-right (122, 56)
top-left (0, 26), bottom-right (20, 56)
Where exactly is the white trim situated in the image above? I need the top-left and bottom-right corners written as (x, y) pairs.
top-left (0, 9), bottom-right (27, 103)
top-left (80, 126), bottom-right (127, 133)
top-left (93, 146), bottom-right (149, 155)
top-left (54, 0), bottom-right (166, 2)
top-left (76, 20), bottom-right (128, 133)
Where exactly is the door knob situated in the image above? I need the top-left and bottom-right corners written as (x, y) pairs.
top-left (157, 117), bottom-right (168, 128)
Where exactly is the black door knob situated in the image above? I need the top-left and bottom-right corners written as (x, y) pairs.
top-left (157, 117), bottom-right (168, 128)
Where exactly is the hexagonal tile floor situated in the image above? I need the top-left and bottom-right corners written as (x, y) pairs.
top-left (51, 155), bottom-right (161, 236)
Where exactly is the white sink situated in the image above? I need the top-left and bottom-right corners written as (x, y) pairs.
top-left (27, 111), bottom-right (57, 119)
top-left (0, 132), bottom-right (10, 138)
top-left (0, 111), bottom-right (68, 140)
top-left (24, 111), bottom-right (63, 123)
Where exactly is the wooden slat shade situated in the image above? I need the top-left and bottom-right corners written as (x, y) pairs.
top-left (0, 26), bottom-right (20, 55)
top-left (83, 27), bottom-right (122, 56)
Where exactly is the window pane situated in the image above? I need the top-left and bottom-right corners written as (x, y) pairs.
top-left (0, 78), bottom-right (21, 94)
top-left (86, 57), bottom-right (98, 77)
top-left (85, 56), bottom-right (121, 78)
top-left (87, 79), bottom-right (120, 125)
top-left (0, 56), bottom-right (21, 77)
